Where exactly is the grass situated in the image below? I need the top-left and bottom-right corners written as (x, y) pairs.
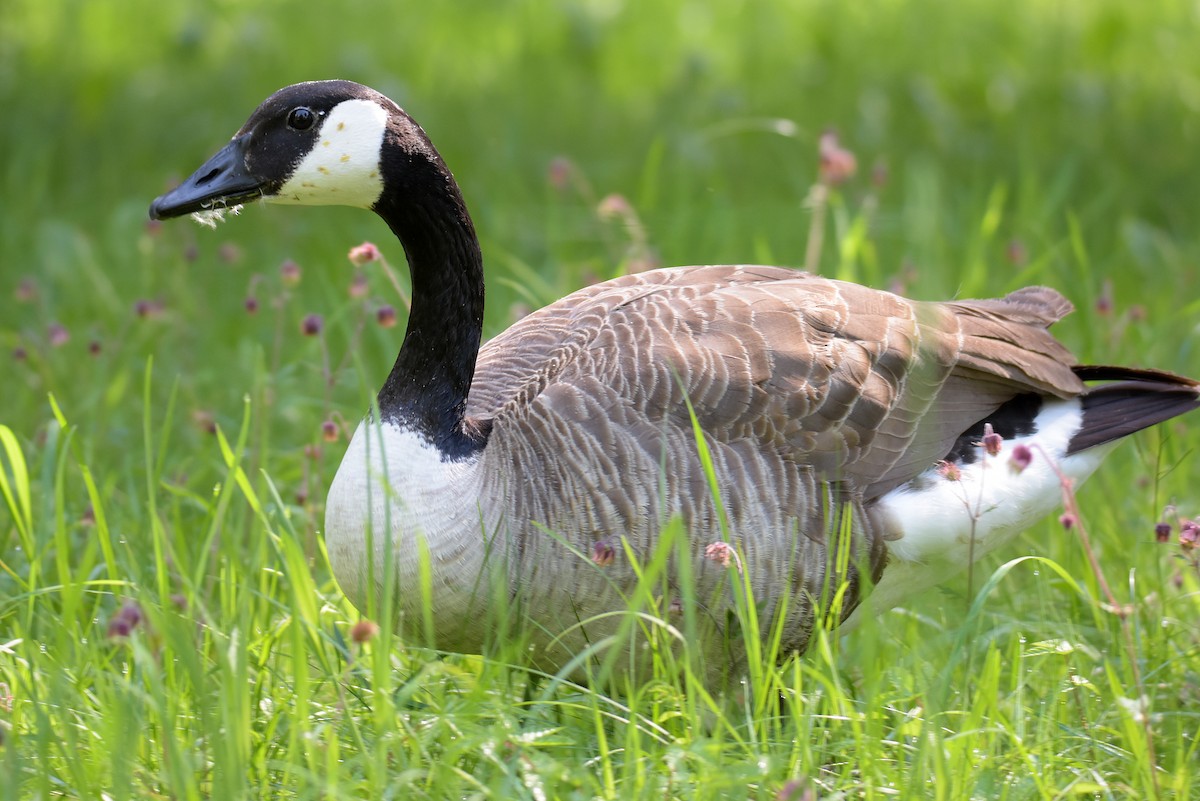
top-left (3, 0), bottom-right (1200, 797)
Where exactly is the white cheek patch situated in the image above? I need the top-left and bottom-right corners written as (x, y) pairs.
top-left (274, 99), bottom-right (388, 209)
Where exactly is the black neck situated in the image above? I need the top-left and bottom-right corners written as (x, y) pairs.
top-left (372, 134), bottom-right (488, 459)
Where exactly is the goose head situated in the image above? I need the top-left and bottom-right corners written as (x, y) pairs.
top-left (151, 80), bottom-right (486, 457)
top-left (149, 80), bottom-right (442, 220)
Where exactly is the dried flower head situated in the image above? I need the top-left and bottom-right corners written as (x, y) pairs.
top-left (979, 423), bottom-right (1003, 457)
top-left (88, 340), bottom-right (102, 356)
top-left (376, 304), bottom-right (398, 328)
top-left (348, 242), bottom-right (382, 266)
top-left (936, 460), bottom-right (961, 481)
top-left (1009, 444), bottom-right (1033, 473)
top-left (1005, 239), bottom-right (1027, 267)
top-left (1058, 512), bottom-right (1076, 531)
top-left (321, 418), bottom-right (339, 442)
top-left (597, 193), bottom-right (632, 220)
top-left (218, 242), bottom-right (242, 264)
top-left (1180, 519), bottom-right (1199, 551)
top-left (349, 270), bottom-right (369, 298)
top-left (818, 131), bottom-right (857, 186)
top-left (244, 296), bottom-right (259, 314)
top-left (12, 346), bottom-right (27, 362)
top-left (279, 259), bottom-right (302, 286)
top-left (47, 323), bottom-right (69, 348)
top-left (350, 618), bottom-right (381, 644)
top-left (1155, 522), bottom-right (1172, 543)
top-left (14, 277), bottom-right (36, 303)
top-left (705, 541), bottom-right (735, 567)
top-left (301, 313), bottom-right (323, 337)
top-left (591, 539), bottom-right (616, 567)
top-left (107, 600), bottom-right (144, 640)
top-left (547, 157), bottom-right (573, 191)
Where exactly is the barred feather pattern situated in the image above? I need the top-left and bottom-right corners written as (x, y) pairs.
top-left (442, 265), bottom-right (1082, 678)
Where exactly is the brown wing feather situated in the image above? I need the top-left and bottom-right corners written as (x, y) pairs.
top-left (463, 266), bottom-right (1083, 673)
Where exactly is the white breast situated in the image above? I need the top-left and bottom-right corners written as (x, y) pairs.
top-left (324, 419), bottom-right (497, 640)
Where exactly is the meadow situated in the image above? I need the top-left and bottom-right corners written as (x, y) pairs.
top-left (3, 0), bottom-right (1200, 797)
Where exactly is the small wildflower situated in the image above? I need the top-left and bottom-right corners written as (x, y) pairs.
top-left (280, 259), bottom-right (302, 286)
top-left (509, 302), bottom-right (531, 322)
top-left (597, 193), bottom-right (632, 220)
top-left (817, 131), bottom-right (857, 186)
top-left (1009, 444), bottom-right (1033, 473)
top-left (547, 157), bottom-right (573, 191)
top-left (321, 418), bottom-right (339, 442)
top-left (170, 593), bottom-right (188, 609)
top-left (183, 244), bottom-right (199, 262)
top-left (1094, 279), bottom-right (1113, 316)
top-left (47, 323), bottom-right (69, 347)
top-left (303, 444), bottom-right (321, 461)
top-left (301, 313), bottom-right (323, 336)
top-left (591, 539), bottom-right (616, 567)
top-left (134, 299), bottom-right (164, 319)
top-left (1005, 239), bottom-right (1027, 266)
top-left (979, 423), bottom-right (1003, 456)
top-left (1058, 512), bottom-right (1076, 530)
top-left (777, 779), bottom-right (816, 801)
top-left (296, 488), bottom-right (309, 506)
top-left (88, 340), bottom-right (102, 356)
top-left (376, 304), bottom-right (398, 328)
top-left (191, 409), bottom-right (216, 435)
top-left (218, 242), bottom-right (242, 264)
top-left (705, 541), bottom-right (735, 567)
top-left (13, 346), bottom-right (27, 362)
top-left (349, 270), bottom-right (369, 298)
top-left (936, 460), bottom-right (961, 481)
top-left (107, 600), bottom-right (144, 640)
top-left (1128, 305), bottom-right (1146, 323)
top-left (347, 242), bottom-right (381, 266)
top-left (1155, 522), bottom-right (1172, 543)
top-left (870, 160), bottom-right (888, 190)
top-left (1180, 519), bottom-right (1199, 551)
top-left (14, 277), bottom-right (36, 302)
top-left (80, 505), bottom-right (96, 527)
top-left (667, 596), bottom-right (683, 616)
top-left (350, 618), bottom-right (381, 644)
top-left (244, 296), bottom-right (259, 314)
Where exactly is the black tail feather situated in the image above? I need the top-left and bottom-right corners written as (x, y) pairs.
top-left (1067, 365), bottom-right (1200, 455)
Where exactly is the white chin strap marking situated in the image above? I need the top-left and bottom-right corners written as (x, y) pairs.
top-left (274, 99), bottom-right (387, 209)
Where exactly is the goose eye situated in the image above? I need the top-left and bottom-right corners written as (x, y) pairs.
top-left (287, 107), bottom-right (316, 131)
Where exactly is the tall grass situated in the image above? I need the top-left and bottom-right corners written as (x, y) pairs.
top-left (3, 0), bottom-right (1200, 797)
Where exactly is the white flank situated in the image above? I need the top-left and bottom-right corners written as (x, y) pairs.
top-left (273, 99), bottom-right (388, 208)
top-left (845, 398), bottom-right (1115, 626)
top-left (324, 419), bottom-right (494, 633)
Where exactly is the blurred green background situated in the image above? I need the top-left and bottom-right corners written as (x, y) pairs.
top-left (5, 0), bottom-right (1200, 439)
top-left (3, 1), bottom-right (1200, 797)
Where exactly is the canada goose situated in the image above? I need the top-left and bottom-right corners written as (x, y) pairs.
top-left (150, 80), bottom-right (1199, 683)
